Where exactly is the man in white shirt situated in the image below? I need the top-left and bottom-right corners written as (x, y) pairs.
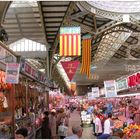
top-left (97, 113), bottom-right (114, 139)
top-left (64, 126), bottom-right (83, 139)
top-left (94, 112), bottom-right (102, 136)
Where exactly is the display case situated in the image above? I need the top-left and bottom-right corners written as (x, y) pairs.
top-left (15, 116), bottom-right (34, 138)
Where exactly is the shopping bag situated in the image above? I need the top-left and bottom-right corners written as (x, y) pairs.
top-left (58, 124), bottom-right (68, 136)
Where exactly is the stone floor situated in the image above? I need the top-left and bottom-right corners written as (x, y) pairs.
top-left (68, 110), bottom-right (95, 139)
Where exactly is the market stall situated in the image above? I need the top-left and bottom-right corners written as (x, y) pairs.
top-left (0, 41), bottom-right (50, 138)
top-left (0, 71), bottom-right (13, 138)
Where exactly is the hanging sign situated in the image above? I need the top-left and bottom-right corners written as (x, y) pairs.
top-left (59, 27), bottom-right (81, 56)
top-left (88, 92), bottom-right (95, 100)
top-left (116, 78), bottom-right (128, 91)
top-left (127, 72), bottom-right (140, 87)
top-left (0, 42), bottom-right (16, 64)
top-left (61, 61), bottom-right (80, 81)
top-left (92, 87), bottom-right (100, 98)
top-left (104, 80), bottom-right (117, 98)
top-left (20, 61), bottom-right (46, 83)
top-left (5, 63), bottom-right (20, 84)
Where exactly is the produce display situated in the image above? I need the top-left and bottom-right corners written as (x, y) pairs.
top-left (113, 119), bottom-right (123, 129)
top-left (123, 124), bottom-right (140, 139)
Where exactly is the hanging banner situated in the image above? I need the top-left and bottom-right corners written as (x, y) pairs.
top-left (61, 61), bottom-right (80, 81)
top-left (5, 63), bottom-right (20, 84)
top-left (80, 34), bottom-right (91, 78)
top-left (92, 87), bottom-right (100, 98)
top-left (104, 80), bottom-right (117, 98)
top-left (59, 27), bottom-right (81, 56)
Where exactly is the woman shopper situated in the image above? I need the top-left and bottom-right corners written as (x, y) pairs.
top-left (92, 111), bottom-right (96, 135)
top-left (41, 111), bottom-right (51, 139)
top-left (50, 109), bottom-right (57, 139)
top-left (58, 113), bottom-right (69, 139)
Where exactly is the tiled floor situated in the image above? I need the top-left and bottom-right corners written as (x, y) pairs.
top-left (68, 110), bottom-right (95, 139)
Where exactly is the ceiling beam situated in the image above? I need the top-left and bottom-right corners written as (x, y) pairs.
top-left (71, 11), bottom-right (88, 20)
top-left (93, 14), bottom-right (97, 32)
top-left (42, 4), bottom-right (69, 7)
top-left (95, 21), bottom-right (122, 36)
top-left (37, 2), bottom-right (48, 45)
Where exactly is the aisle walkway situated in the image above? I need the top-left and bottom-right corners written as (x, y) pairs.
top-left (68, 110), bottom-right (95, 139)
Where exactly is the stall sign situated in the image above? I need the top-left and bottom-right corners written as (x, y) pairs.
top-left (25, 62), bottom-right (32, 75)
top-left (21, 61), bottom-right (46, 83)
top-left (92, 87), bottom-right (100, 98)
top-left (0, 44), bottom-right (16, 64)
top-left (87, 92), bottom-right (95, 100)
top-left (31, 68), bottom-right (36, 78)
top-left (100, 88), bottom-right (105, 96)
top-left (116, 78), bottom-right (128, 91)
top-left (104, 80), bottom-right (117, 98)
top-left (5, 63), bottom-right (20, 84)
top-left (128, 72), bottom-right (140, 87)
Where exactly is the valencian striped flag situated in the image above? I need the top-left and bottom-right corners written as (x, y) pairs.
top-left (59, 27), bottom-right (81, 56)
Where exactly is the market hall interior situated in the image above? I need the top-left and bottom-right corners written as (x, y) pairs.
top-left (0, 0), bottom-right (140, 139)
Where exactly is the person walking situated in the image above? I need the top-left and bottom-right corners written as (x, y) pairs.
top-left (97, 113), bottom-right (114, 139)
top-left (64, 126), bottom-right (83, 139)
top-left (41, 111), bottom-right (51, 139)
top-left (94, 112), bottom-right (103, 137)
top-left (49, 109), bottom-right (57, 139)
top-left (58, 113), bottom-right (69, 139)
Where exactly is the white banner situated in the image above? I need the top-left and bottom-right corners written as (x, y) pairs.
top-left (92, 87), bottom-right (100, 98)
top-left (104, 80), bottom-right (117, 98)
top-left (5, 63), bottom-right (20, 84)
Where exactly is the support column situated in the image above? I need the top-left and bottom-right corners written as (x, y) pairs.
top-left (25, 78), bottom-right (28, 114)
top-left (11, 84), bottom-right (15, 138)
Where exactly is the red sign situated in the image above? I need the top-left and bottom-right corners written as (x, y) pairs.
top-left (128, 72), bottom-right (140, 87)
top-left (61, 61), bottom-right (80, 81)
top-left (25, 63), bottom-right (32, 75)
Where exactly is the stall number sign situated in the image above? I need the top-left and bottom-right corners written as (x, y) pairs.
top-left (116, 78), bottom-right (128, 91)
top-left (0, 45), bottom-right (16, 64)
top-left (104, 80), bottom-right (117, 98)
top-left (92, 87), bottom-right (100, 98)
top-left (5, 63), bottom-right (20, 84)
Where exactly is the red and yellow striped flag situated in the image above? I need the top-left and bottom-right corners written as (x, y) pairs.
top-left (59, 27), bottom-right (81, 56)
top-left (80, 35), bottom-right (92, 79)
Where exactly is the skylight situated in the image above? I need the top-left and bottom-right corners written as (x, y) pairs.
top-left (9, 38), bottom-right (46, 52)
top-left (88, 1), bottom-right (140, 14)
top-left (11, 1), bottom-right (38, 8)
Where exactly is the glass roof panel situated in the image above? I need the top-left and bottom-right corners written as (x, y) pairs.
top-left (11, 1), bottom-right (37, 8)
top-left (88, 1), bottom-right (140, 13)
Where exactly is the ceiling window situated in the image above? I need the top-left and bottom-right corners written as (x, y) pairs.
top-left (9, 38), bottom-right (46, 52)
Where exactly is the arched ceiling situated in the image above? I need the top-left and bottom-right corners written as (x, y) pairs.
top-left (1, 1), bottom-right (140, 91)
